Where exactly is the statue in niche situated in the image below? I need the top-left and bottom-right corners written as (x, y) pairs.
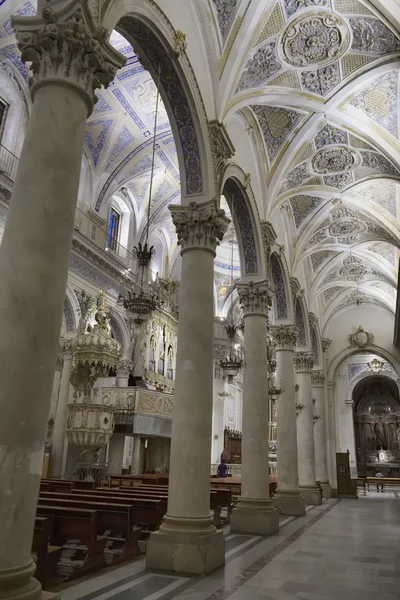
top-left (374, 416), bottom-right (388, 450)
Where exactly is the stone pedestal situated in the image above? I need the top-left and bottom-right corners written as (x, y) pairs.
top-left (146, 200), bottom-right (229, 574)
top-left (230, 282), bottom-right (279, 536)
top-left (272, 325), bottom-right (305, 517)
top-left (0, 8), bottom-right (124, 600)
top-left (295, 353), bottom-right (321, 506)
top-left (50, 341), bottom-right (73, 478)
top-left (312, 371), bottom-right (331, 498)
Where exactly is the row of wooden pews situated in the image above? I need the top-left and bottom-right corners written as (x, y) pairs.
top-left (33, 477), bottom-right (235, 586)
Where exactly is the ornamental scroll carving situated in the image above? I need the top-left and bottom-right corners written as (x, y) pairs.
top-left (279, 10), bottom-right (350, 69)
top-left (273, 324), bottom-right (298, 350)
top-left (12, 1), bottom-right (125, 113)
top-left (311, 370), bottom-right (325, 386)
top-left (294, 352), bottom-right (314, 373)
top-left (170, 199), bottom-right (230, 254)
top-left (237, 280), bottom-right (271, 318)
top-left (312, 146), bottom-right (360, 175)
top-left (349, 326), bottom-right (374, 349)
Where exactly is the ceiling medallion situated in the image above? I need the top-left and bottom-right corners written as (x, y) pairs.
top-left (279, 9), bottom-right (351, 70)
top-left (328, 218), bottom-right (366, 237)
top-left (311, 145), bottom-right (360, 175)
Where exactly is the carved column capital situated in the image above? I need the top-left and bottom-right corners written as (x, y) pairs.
top-left (117, 359), bottom-right (132, 378)
top-left (209, 120), bottom-right (235, 192)
top-left (272, 324), bottom-right (298, 351)
top-left (237, 280), bottom-right (272, 318)
top-left (311, 370), bottom-right (325, 387)
top-left (12, 0), bottom-right (126, 115)
top-left (170, 199), bottom-right (230, 255)
top-left (294, 351), bottom-right (314, 373)
top-left (321, 338), bottom-right (332, 353)
top-left (60, 338), bottom-right (73, 360)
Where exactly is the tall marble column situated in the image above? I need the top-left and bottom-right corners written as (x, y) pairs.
top-left (230, 281), bottom-right (279, 535)
top-left (131, 435), bottom-right (142, 475)
top-left (273, 325), bottom-right (305, 516)
top-left (146, 200), bottom-right (229, 574)
top-left (50, 340), bottom-right (73, 478)
top-left (295, 353), bottom-right (321, 505)
top-left (312, 371), bottom-right (331, 498)
top-left (0, 6), bottom-right (124, 600)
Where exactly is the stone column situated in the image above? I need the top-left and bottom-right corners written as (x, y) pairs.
top-left (132, 321), bottom-right (146, 383)
top-left (295, 353), bottom-right (321, 505)
top-left (146, 200), bottom-right (229, 574)
top-left (272, 325), bottom-right (305, 516)
top-left (131, 435), bottom-right (142, 475)
top-left (230, 281), bottom-right (279, 535)
top-left (211, 379), bottom-right (227, 464)
top-left (312, 371), bottom-right (331, 498)
top-left (0, 6), bottom-right (124, 600)
top-left (50, 340), bottom-right (73, 478)
top-left (116, 359), bottom-right (131, 387)
top-left (107, 434), bottom-right (125, 475)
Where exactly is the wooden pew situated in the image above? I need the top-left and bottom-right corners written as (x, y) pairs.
top-left (32, 516), bottom-right (63, 585)
top-left (36, 505), bottom-right (107, 577)
top-left (38, 495), bottom-right (141, 562)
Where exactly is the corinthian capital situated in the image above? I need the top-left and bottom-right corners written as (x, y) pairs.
top-left (237, 280), bottom-right (271, 318)
top-left (321, 338), bottom-right (332, 353)
top-left (273, 324), bottom-right (298, 351)
top-left (170, 199), bottom-right (230, 255)
top-left (294, 352), bottom-right (314, 373)
top-left (12, 0), bottom-right (126, 114)
top-left (311, 370), bottom-right (325, 386)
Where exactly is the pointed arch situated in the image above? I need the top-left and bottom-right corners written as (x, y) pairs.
top-left (270, 252), bottom-right (288, 320)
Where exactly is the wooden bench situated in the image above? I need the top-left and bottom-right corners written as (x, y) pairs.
top-left (38, 494), bottom-right (141, 562)
top-left (32, 516), bottom-right (63, 585)
top-left (36, 505), bottom-right (107, 577)
top-left (366, 477), bottom-right (400, 491)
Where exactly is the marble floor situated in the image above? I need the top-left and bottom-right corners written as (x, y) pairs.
top-left (57, 497), bottom-right (400, 600)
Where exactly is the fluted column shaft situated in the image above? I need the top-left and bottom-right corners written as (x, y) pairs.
top-left (273, 326), bottom-right (305, 516)
top-left (327, 380), bottom-right (338, 495)
top-left (295, 353), bottom-right (321, 505)
top-left (312, 371), bottom-right (331, 498)
top-left (146, 200), bottom-right (229, 574)
top-left (230, 281), bottom-right (279, 535)
top-left (50, 341), bottom-right (73, 478)
top-left (0, 6), bottom-right (124, 600)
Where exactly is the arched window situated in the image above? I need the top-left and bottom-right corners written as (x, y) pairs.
top-left (167, 346), bottom-right (174, 380)
top-left (149, 335), bottom-right (156, 372)
top-left (157, 326), bottom-right (166, 375)
top-left (107, 207), bottom-right (121, 251)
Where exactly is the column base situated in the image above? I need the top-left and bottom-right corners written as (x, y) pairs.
top-left (299, 485), bottom-right (322, 506)
top-left (0, 561), bottom-right (60, 600)
top-left (146, 515), bottom-right (225, 575)
top-left (272, 489), bottom-right (306, 516)
top-left (230, 497), bottom-right (279, 536)
top-left (319, 481), bottom-right (332, 499)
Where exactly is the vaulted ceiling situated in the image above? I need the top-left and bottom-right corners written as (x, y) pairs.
top-left (2, 0), bottom-right (400, 330)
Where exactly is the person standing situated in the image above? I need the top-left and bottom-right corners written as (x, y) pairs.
top-left (376, 470), bottom-right (384, 492)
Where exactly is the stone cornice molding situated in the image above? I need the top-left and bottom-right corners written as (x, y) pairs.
top-left (321, 338), bottom-right (332, 353)
top-left (71, 238), bottom-right (129, 283)
top-left (12, 0), bottom-right (126, 115)
top-left (294, 351), bottom-right (314, 373)
top-left (237, 280), bottom-right (271, 318)
top-left (273, 324), bottom-right (298, 351)
top-left (311, 370), bottom-right (325, 387)
top-left (170, 199), bottom-right (230, 255)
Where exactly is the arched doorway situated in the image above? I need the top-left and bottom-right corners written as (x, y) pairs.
top-left (353, 376), bottom-right (400, 476)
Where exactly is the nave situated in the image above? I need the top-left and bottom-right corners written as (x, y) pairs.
top-left (55, 497), bottom-right (400, 600)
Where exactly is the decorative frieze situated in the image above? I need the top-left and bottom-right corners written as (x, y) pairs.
top-left (170, 199), bottom-right (230, 255)
top-left (273, 324), bottom-right (298, 350)
top-left (294, 352), bottom-right (314, 373)
top-left (311, 371), bottom-right (325, 386)
top-left (13, 0), bottom-right (125, 113)
top-left (237, 280), bottom-right (271, 318)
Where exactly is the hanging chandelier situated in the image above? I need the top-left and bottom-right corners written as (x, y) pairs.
top-left (118, 69), bottom-right (162, 324)
top-left (220, 238), bottom-right (243, 382)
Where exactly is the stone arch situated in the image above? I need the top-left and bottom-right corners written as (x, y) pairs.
top-left (294, 296), bottom-right (309, 349)
top-left (309, 313), bottom-right (322, 368)
top-left (270, 252), bottom-right (288, 321)
top-left (222, 176), bottom-right (262, 277)
top-left (328, 346), bottom-right (400, 381)
top-left (109, 311), bottom-right (131, 358)
top-left (96, 5), bottom-right (213, 210)
top-left (346, 369), bottom-right (399, 405)
top-left (63, 292), bottom-right (77, 333)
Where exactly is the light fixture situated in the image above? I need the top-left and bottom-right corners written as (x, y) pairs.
top-left (219, 237), bottom-right (243, 382)
top-left (119, 68), bottom-right (162, 324)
